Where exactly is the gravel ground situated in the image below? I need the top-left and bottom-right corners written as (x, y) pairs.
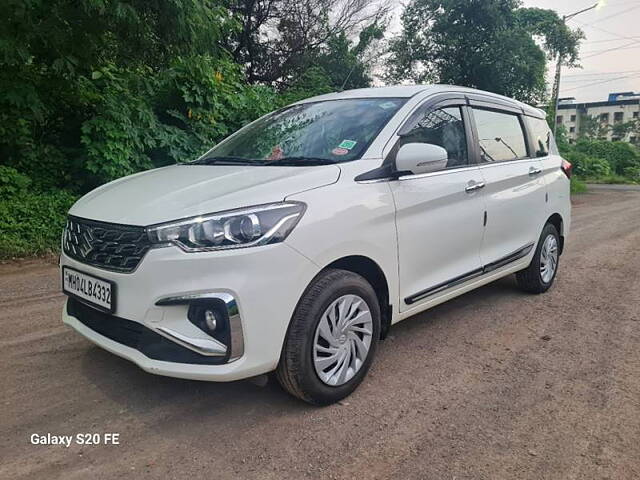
top-left (1, 189), bottom-right (639, 480)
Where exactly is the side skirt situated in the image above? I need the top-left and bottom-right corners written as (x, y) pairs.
top-left (404, 242), bottom-right (535, 305)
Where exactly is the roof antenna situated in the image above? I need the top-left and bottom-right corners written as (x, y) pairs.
top-left (339, 63), bottom-right (358, 91)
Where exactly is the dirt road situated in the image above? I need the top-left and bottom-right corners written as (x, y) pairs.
top-left (1, 189), bottom-right (639, 480)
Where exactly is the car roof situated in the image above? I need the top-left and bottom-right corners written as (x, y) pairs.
top-left (296, 84), bottom-right (545, 118)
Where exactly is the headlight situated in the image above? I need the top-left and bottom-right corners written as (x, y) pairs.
top-left (147, 202), bottom-right (306, 252)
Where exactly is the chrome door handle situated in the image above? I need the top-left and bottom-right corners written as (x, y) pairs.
top-left (465, 182), bottom-right (485, 193)
top-left (529, 166), bottom-right (543, 176)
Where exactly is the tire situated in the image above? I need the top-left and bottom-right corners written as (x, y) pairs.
top-left (276, 268), bottom-right (381, 405)
top-left (516, 223), bottom-right (560, 294)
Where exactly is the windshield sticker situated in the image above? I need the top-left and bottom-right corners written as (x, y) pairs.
top-left (338, 139), bottom-right (357, 150)
top-left (266, 145), bottom-right (284, 161)
top-left (379, 101), bottom-right (397, 110)
top-left (331, 147), bottom-right (349, 156)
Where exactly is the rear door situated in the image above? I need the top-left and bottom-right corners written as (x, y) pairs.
top-left (390, 101), bottom-right (486, 310)
top-left (525, 115), bottom-right (571, 232)
top-left (468, 105), bottom-right (547, 267)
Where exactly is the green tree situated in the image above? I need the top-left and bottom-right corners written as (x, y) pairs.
top-left (316, 26), bottom-right (385, 91)
top-left (386, 0), bottom-right (582, 104)
top-left (574, 139), bottom-right (640, 175)
top-left (223, 0), bottom-right (390, 87)
top-left (611, 119), bottom-right (639, 140)
top-left (578, 114), bottom-right (610, 140)
top-left (0, 0), bottom-right (273, 189)
top-left (270, 25), bottom-right (386, 103)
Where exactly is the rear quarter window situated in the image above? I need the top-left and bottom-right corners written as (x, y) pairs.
top-left (527, 117), bottom-right (556, 157)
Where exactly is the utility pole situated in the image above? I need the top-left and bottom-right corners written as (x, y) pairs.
top-left (551, 2), bottom-right (606, 136)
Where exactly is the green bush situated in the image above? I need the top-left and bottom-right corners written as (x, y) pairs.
top-left (0, 0), bottom-right (379, 259)
top-left (585, 174), bottom-right (637, 185)
top-left (565, 151), bottom-right (612, 178)
top-left (0, 165), bottom-right (32, 199)
top-left (570, 176), bottom-right (587, 194)
top-left (75, 57), bottom-right (281, 187)
top-left (0, 167), bottom-right (76, 258)
top-left (574, 139), bottom-right (640, 175)
top-left (623, 166), bottom-right (640, 182)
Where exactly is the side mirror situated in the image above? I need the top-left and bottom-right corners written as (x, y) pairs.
top-left (395, 143), bottom-right (448, 175)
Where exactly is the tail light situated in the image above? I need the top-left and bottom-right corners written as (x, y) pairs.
top-left (561, 159), bottom-right (572, 179)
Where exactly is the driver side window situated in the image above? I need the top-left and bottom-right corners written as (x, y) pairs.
top-left (400, 106), bottom-right (469, 169)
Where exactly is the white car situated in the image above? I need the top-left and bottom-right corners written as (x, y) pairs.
top-left (61, 85), bottom-right (571, 405)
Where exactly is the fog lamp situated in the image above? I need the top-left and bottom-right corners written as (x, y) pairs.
top-left (204, 309), bottom-right (218, 332)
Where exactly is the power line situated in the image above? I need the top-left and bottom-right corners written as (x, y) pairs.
top-left (581, 44), bottom-right (640, 54)
top-left (571, 18), bottom-right (640, 44)
top-left (563, 76), bottom-right (640, 83)
top-left (582, 40), bottom-right (640, 58)
top-left (580, 4), bottom-right (640, 25)
top-left (561, 0), bottom-right (640, 16)
top-left (563, 70), bottom-right (640, 78)
top-left (562, 73), bottom-right (640, 92)
top-left (583, 36), bottom-right (640, 44)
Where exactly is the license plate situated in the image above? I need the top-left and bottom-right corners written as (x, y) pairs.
top-left (62, 267), bottom-right (115, 313)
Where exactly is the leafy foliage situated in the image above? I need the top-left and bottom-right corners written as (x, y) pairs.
top-left (223, 0), bottom-right (389, 87)
top-left (515, 7), bottom-right (582, 65)
top-left (577, 114), bottom-right (610, 140)
top-left (559, 137), bottom-right (640, 185)
top-left (0, 0), bottom-right (387, 258)
top-left (573, 139), bottom-right (640, 176)
top-left (78, 57), bottom-right (279, 184)
top-left (570, 177), bottom-right (587, 194)
top-left (564, 152), bottom-right (612, 178)
top-left (0, 167), bottom-right (77, 259)
top-left (610, 119), bottom-right (639, 140)
top-left (386, 0), bottom-right (582, 104)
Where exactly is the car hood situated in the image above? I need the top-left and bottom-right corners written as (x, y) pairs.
top-left (69, 164), bottom-right (341, 225)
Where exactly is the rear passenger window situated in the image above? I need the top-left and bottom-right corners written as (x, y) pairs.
top-left (528, 117), bottom-right (553, 157)
top-left (473, 109), bottom-right (528, 162)
top-left (400, 107), bottom-right (468, 169)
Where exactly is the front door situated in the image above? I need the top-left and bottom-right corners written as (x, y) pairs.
top-left (390, 105), bottom-right (486, 311)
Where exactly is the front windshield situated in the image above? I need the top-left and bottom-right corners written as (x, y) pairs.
top-left (200, 98), bottom-right (406, 164)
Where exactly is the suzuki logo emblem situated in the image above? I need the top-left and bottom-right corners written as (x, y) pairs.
top-left (79, 229), bottom-right (94, 258)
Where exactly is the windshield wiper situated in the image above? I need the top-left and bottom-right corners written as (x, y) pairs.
top-left (190, 156), bottom-right (266, 166)
top-left (265, 157), bottom-right (340, 166)
top-left (188, 156), bottom-right (339, 167)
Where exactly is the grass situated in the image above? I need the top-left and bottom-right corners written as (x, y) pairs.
top-left (570, 177), bottom-right (587, 194)
top-left (579, 174), bottom-right (639, 185)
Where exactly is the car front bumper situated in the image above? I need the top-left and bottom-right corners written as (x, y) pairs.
top-left (61, 242), bottom-right (319, 382)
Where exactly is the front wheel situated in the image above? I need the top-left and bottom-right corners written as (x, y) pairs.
top-left (276, 269), bottom-right (381, 405)
top-left (516, 223), bottom-right (560, 294)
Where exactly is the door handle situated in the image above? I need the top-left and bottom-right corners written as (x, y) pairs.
top-left (529, 166), bottom-right (543, 176)
top-left (465, 181), bottom-right (485, 193)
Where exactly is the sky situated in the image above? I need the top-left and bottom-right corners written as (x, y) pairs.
top-left (385, 0), bottom-right (640, 102)
top-left (525, 0), bottom-right (640, 102)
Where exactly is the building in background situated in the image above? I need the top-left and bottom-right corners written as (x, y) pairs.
top-left (556, 92), bottom-right (640, 144)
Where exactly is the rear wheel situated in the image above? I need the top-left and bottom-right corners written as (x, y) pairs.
top-left (516, 223), bottom-right (560, 294)
top-left (276, 269), bottom-right (380, 405)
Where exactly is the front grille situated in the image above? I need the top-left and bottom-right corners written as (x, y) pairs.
top-left (63, 216), bottom-right (151, 273)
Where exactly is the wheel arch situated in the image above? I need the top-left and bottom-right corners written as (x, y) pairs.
top-left (546, 213), bottom-right (565, 254)
top-left (325, 255), bottom-right (392, 339)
